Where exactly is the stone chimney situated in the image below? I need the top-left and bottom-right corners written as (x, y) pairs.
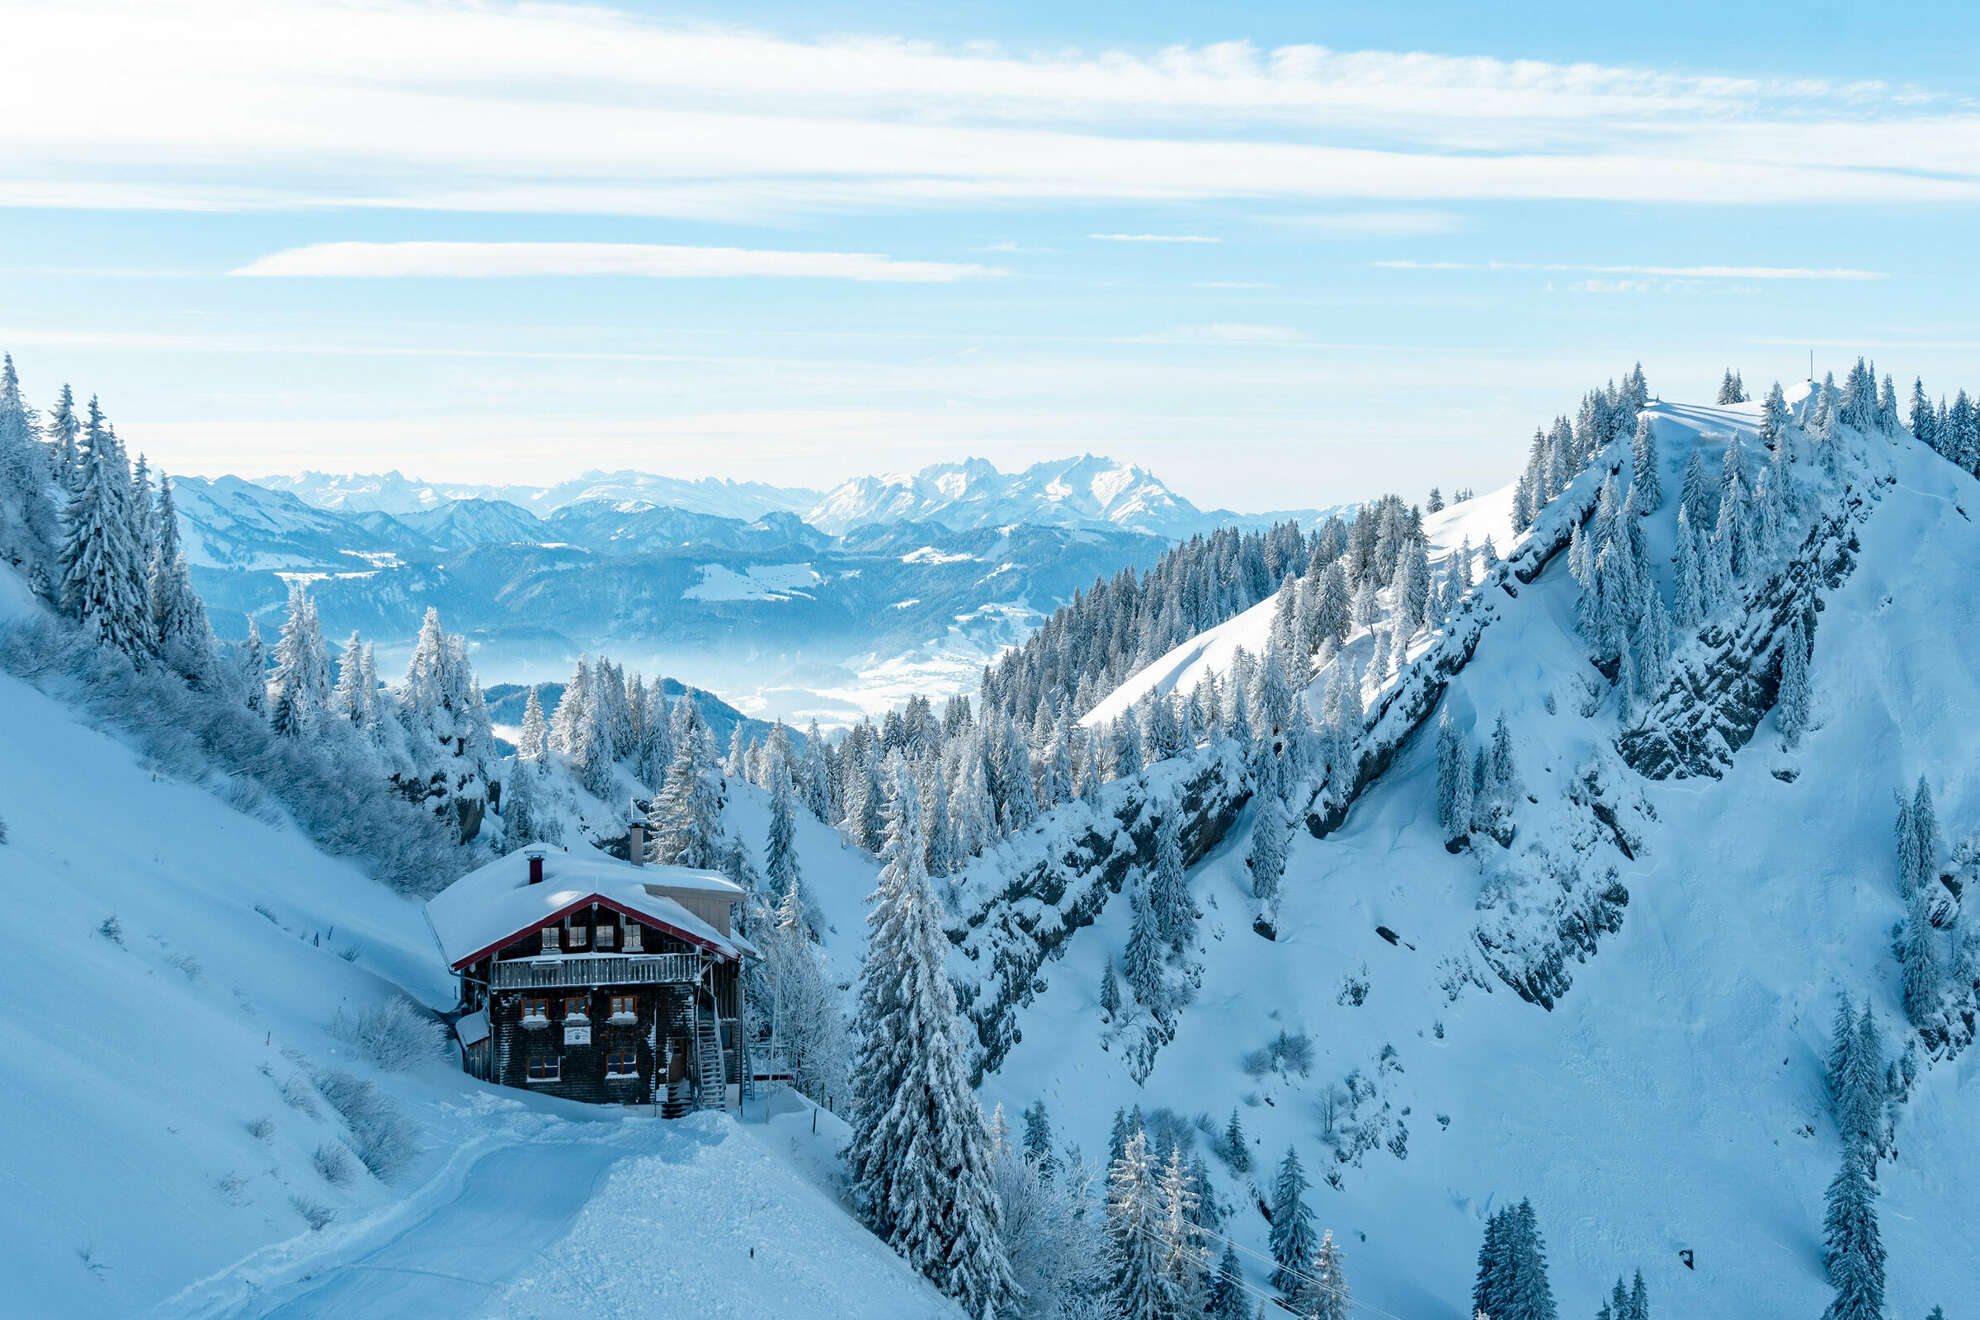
top-left (525, 846), bottom-right (546, 885)
top-left (627, 820), bottom-right (646, 866)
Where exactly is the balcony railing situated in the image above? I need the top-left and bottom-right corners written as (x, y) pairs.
top-left (489, 952), bottom-right (699, 989)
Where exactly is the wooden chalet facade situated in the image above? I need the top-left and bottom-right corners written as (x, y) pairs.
top-left (425, 841), bottom-right (755, 1113)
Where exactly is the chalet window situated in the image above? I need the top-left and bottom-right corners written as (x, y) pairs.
top-left (540, 927), bottom-right (560, 953)
top-left (526, 1054), bottom-right (560, 1082)
top-left (595, 924), bottom-right (616, 949)
top-left (521, 998), bottom-right (549, 1025)
top-left (622, 924), bottom-right (642, 952)
top-left (609, 994), bottom-right (638, 1023)
top-left (564, 995), bottom-right (589, 1022)
top-left (567, 924), bottom-right (589, 949)
top-left (605, 1051), bottom-right (637, 1079)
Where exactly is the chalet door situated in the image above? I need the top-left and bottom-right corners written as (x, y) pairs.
top-left (666, 1040), bottom-right (689, 1084)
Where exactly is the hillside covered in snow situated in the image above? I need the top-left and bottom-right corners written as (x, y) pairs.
top-left (936, 370), bottom-right (1980, 1319)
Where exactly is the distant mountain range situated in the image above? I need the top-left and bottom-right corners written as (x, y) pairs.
top-left (182, 456), bottom-right (1342, 722)
top-left (257, 469), bottom-right (820, 521)
top-left (258, 456), bottom-right (1335, 542)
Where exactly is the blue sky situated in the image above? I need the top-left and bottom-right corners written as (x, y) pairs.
top-left (2, 0), bottom-right (1978, 509)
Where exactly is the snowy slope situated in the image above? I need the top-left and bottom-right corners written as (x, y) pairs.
top-left (0, 578), bottom-right (945, 1320)
top-left (978, 401), bottom-right (1980, 1318)
top-left (1083, 482), bottom-right (1516, 731)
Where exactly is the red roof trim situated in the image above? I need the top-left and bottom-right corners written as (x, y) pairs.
top-left (450, 892), bottom-right (737, 971)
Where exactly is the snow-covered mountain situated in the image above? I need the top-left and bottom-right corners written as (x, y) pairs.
top-left (258, 468), bottom-right (820, 520)
top-left (936, 387), bottom-right (1979, 1319)
top-left (807, 453), bottom-right (1336, 539)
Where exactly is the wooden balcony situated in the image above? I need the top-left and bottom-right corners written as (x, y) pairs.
top-left (489, 952), bottom-right (700, 990)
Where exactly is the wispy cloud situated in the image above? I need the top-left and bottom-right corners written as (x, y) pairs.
top-left (1090, 234), bottom-right (1223, 244)
top-left (1375, 260), bottom-right (1887, 280)
top-left (230, 242), bottom-right (1004, 282)
top-left (5, 0), bottom-right (1974, 219)
top-left (1276, 211), bottom-right (1461, 236)
top-left (1194, 281), bottom-right (1272, 289)
top-left (1135, 323), bottom-right (1304, 344)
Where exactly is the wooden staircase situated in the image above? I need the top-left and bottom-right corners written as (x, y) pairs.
top-left (693, 994), bottom-right (727, 1113)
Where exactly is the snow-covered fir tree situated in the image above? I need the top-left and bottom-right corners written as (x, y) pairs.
top-left (1630, 415), bottom-right (1662, 512)
top-left (1268, 1145), bottom-right (1317, 1309)
top-left (516, 686), bottom-right (549, 762)
top-left (764, 756), bottom-right (814, 926)
top-left (1248, 751), bottom-right (1288, 934)
top-left (269, 582), bottom-right (330, 738)
top-left (1308, 1229), bottom-right (1350, 1320)
top-left (58, 398), bottom-right (150, 662)
top-left (1821, 1144), bottom-right (1885, 1320)
top-left (1776, 617), bottom-right (1812, 746)
top-left (846, 755), bottom-right (1017, 1317)
top-left (647, 699), bottom-right (724, 869)
top-left (1472, 1200), bottom-right (1558, 1320)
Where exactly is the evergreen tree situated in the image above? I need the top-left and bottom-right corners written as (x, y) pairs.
top-left (269, 582), bottom-right (330, 737)
top-left (1761, 382), bottom-right (1791, 451)
top-left (1630, 416), bottom-right (1663, 512)
top-left (516, 686), bottom-right (549, 762)
top-left (647, 700), bottom-right (723, 869)
top-left (0, 355), bottom-right (56, 574)
top-left (1505, 1200), bottom-right (1559, 1320)
top-left (1901, 893), bottom-right (1943, 1027)
top-left (764, 757), bottom-right (812, 926)
top-left (1776, 618), bottom-right (1811, 746)
top-left (395, 609), bottom-right (496, 839)
top-left (1149, 807), bottom-right (1196, 956)
top-left (548, 657), bottom-right (591, 755)
top-left (1106, 1130), bottom-right (1175, 1320)
top-left (1249, 752), bottom-right (1288, 931)
top-left (235, 618), bottom-right (267, 714)
top-left (1900, 775), bottom-right (1932, 886)
top-left (1474, 1207), bottom-right (1510, 1320)
top-left (1268, 1146), bottom-right (1318, 1309)
top-left (57, 399), bottom-right (149, 661)
top-left (1224, 1107), bottom-right (1251, 1173)
top-left (45, 381), bottom-right (81, 482)
top-left (1821, 1145), bottom-right (1885, 1320)
top-left (145, 474), bottom-right (214, 681)
top-left (1207, 1243), bottom-right (1247, 1320)
top-left (1436, 711), bottom-right (1465, 839)
top-left (1156, 1145), bottom-right (1206, 1316)
top-left (1021, 1100), bottom-right (1054, 1172)
top-left (845, 756), bottom-right (1017, 1317)
top-left (1309, 1229), bottom-right (1350, 1320)
top-left (1099, 955), bottom-right (1122, 1021)
top-left (1123, 876), bottom-right (1166, 1011)
top-left (500, 745), bottom-right (544, 850)
top-left (1828, 1001), bottom-right (1888, 1152)
top-left (1680, 449), bottom-right (1716, 533)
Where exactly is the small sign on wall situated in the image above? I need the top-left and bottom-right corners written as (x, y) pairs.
top-left (565, 1025), bottom-right (592, 1046)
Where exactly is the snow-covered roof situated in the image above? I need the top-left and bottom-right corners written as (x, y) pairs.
top-left (424, 845), bottom-right (752, 970)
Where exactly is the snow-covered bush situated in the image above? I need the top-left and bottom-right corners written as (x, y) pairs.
top-left (314, 1070), bottom-right (418, 1181)
top-left (328, 996), bottom-right (443, 1072)
top-left (311, 1142), bottom-right (356, 1186)
top-left (290, 1196), bottom-right (334, 1231)
top-left (280, 1073), bottom-right (319, 1117)
top-left (246, 1116), bottom-right (274, 1142)
top-left (0, 612), bottom-right (466, 895)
